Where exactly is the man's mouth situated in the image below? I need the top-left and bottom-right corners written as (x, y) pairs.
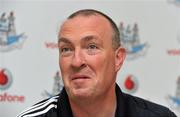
top-left (71, 74), bottom-right (90, 81)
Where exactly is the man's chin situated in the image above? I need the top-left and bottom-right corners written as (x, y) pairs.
top-left (71, 88), bottom-right (93, 99)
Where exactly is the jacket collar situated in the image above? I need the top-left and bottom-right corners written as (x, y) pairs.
top-left (57, 84), bottom-right (126, 117)
top-left (57, 88), bottom-right (73, 117)
top-left (115, 84), bottom-right (126, 117)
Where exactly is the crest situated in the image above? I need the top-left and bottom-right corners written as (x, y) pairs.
top-left (0, 11), bottom-right (27, 52)
top-left (119, 22), bottom-right (149, 60)
top-left (42, 71), bottom-right (64, 98)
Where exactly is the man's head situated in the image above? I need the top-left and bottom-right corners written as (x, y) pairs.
top-left (58, 9), bottom-right (126, 101)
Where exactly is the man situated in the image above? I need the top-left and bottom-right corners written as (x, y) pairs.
top-left (17, 9), bottom-right (177, 117)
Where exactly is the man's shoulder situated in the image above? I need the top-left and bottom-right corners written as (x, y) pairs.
top-left (16, 95), bottom-right (59, 117)
top-left (123, 93), bottom-right (177, 117)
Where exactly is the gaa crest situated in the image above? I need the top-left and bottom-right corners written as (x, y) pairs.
top-left (0, 11), bottom-right (27, 52)
top-left (119, 22), bottom-right (149, 60)
top-left (42, 71), bottom-right (64, 98)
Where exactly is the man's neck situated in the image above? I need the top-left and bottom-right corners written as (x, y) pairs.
top-left (69, 86), bottom-right (117, 117)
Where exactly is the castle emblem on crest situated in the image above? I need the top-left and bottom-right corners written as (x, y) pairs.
top-left (119, 22), bottom-right (149, 60)
top-left (167, 77), bottom-right (180, 111)
top-left (42, 71), bottom-right (64, 98)
top-left (0, 11), bottom-right (27, 52)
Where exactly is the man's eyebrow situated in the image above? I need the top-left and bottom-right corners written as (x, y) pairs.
top-left (58, 37), bottom-right (71, 44)
top-left (81, 35), bottom-right (101, 42)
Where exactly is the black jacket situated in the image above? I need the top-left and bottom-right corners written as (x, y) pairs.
top-left (17, 84), bottom-right (177, 117)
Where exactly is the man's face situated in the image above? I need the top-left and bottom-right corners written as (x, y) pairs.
top-left (58, 15), bottom-right (125, 100)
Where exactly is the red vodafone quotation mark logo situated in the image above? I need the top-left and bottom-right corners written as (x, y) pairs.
top-left (0, 68), bottom-right (13, 90)
top-left (125, 76), bottom-right (135, 90)
top-left (123, 75), bottom-right (138, 94)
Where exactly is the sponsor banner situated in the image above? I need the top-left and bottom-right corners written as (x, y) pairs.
top-left (0, 1), bottom-right (179, 117)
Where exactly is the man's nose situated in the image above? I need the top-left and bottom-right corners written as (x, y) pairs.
top-left (71, 49), bottom-right (86, 69)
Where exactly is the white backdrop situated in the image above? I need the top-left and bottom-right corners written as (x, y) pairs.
top-left (0, 0), bottom-right (180, 117)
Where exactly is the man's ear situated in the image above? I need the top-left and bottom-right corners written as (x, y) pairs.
top-left (115, 47), bottom-right (126, 72)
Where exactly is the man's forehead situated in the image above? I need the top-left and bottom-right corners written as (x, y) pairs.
top-left (59, 15), bottom-right (112, 38)
top-left (58, 14), bottom-right (113, 46)
top-left (61, 14), bottom-right (110, 28)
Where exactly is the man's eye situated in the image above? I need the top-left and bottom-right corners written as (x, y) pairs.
top-left (88, 44), bottom-right (98, 49)
top-left (61, 47), bottom-right (71, 53)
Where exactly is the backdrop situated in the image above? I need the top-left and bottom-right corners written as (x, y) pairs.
top-left (0, 0), bottom-right (180, 117)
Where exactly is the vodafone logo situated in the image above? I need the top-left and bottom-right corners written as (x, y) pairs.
top-left (45, 42), bottom-right (58, 49)
top-left (166, 29), bottom-right (180, 56)
top-left (122, 75), bottom-right (138, 94)
top-left (0, 68), bottom-right (26, 103)
top-left (0, 68), bottom-right (13, 90)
